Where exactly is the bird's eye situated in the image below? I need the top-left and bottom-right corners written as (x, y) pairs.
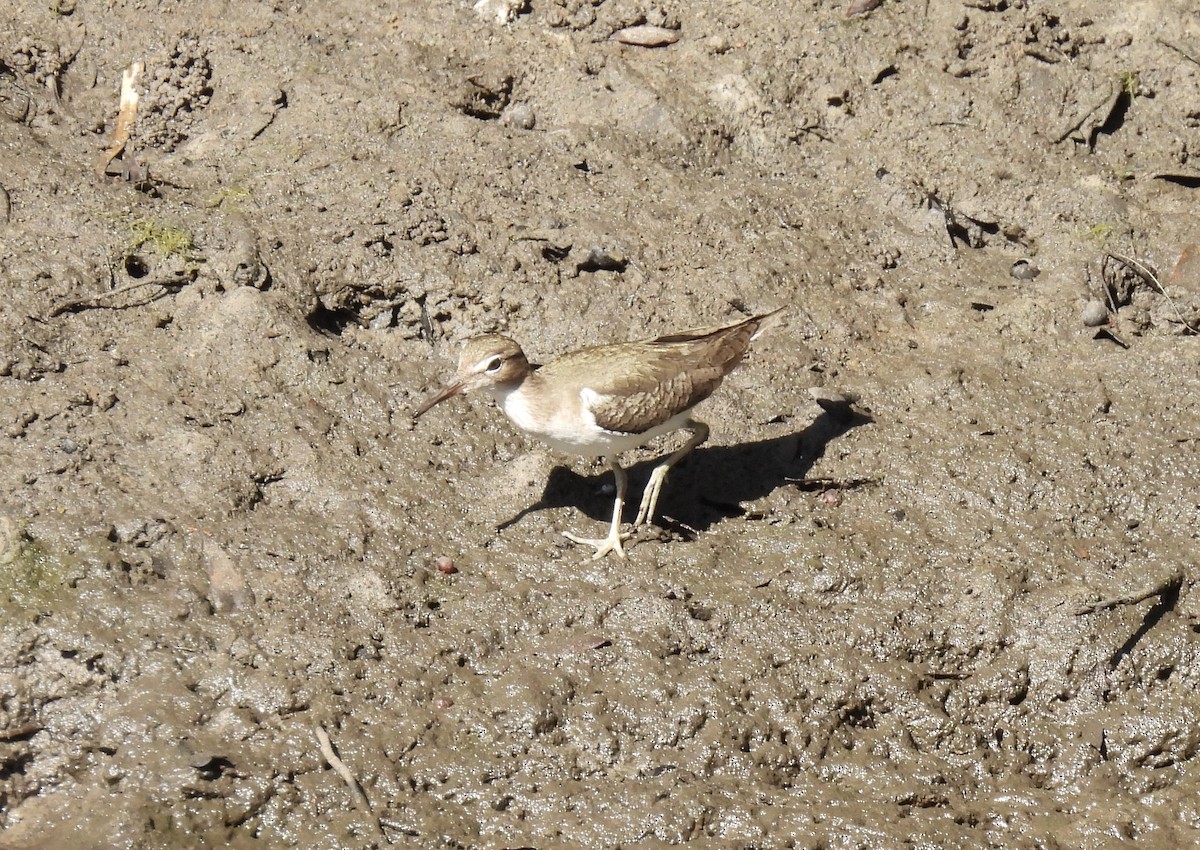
top-left (483, 356), bottom-right (504, 374)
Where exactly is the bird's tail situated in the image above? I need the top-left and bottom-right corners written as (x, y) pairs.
top-left (749, 306), bottom-right (786, 340)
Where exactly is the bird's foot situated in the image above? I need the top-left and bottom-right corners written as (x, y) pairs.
top-left (562, 528), bottom-right (631, 560)
top-left (633, 464), bottom-right (671, 528)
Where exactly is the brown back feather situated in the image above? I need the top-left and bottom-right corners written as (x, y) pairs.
top-left (581, 309), bottom-right (781, 434)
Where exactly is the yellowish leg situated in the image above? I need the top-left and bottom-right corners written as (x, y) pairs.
top-left (633, 419), bottom-right (710, 529)
top-left (563, 459), bottom-right (631, 559)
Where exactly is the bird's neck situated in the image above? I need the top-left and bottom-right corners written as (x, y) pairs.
top-left (485, 369), bottom-right (540, 411)
top-left (487, 370), bottom-right (567, 435)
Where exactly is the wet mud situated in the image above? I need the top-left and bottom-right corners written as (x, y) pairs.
top-left (2, 1), bottom-right (1199, 848)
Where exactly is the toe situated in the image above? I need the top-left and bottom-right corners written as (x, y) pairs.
top-left (562, 530), bottom-right (630, 559)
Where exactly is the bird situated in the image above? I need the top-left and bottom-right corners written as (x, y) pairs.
top-left (413, 307), bottom-right (784, 558)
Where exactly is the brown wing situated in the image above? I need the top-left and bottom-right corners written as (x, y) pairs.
top-left (542, 309), bottom-right (783, 435)
top-left (586, 351), bottom-right (731, 433)
top-left (576, 311), bottom-right (780, 433)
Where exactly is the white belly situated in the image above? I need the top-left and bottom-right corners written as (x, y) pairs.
top-left (490, 384), bottom-right (693, 458)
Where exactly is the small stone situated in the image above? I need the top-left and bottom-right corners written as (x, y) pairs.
top-left (847, 0), bottom-right (882, 15)
top-left (705, 35), bottom-right (730, 54)
top-left (1081, 298), bottom-right (1109, 327)
top-left (435, 556), bottom-right (456, 574)
top-left (500, 102), bottom-right (536, 130)
top-left (368, 307), bottom-right (396, 330)
top-left (1167, 244), bottom-right (1200, 291)
top-left (232, 246), bottom-right (269, 289)
top-left (474, 0), bottom-right (524, 24)
top-left (611, 25), bottom-right (681, 47)
top-left (1010, 259), bottom-right (1040, 280)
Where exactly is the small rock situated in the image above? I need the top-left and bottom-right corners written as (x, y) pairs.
top-left (474, 0), bottom-right (525, 24)
top-left (232, 244), bottom-right (269, 290)
top-left (435, 555), bottom-right (456, 575)
top-left (1081, 298), bottom-right (1109, 327)
top-left (368, 307), bottom-right (396, 330)
top-left (705, 35), bottom-right (731, 54)
top-left (1010, 259), bottom-right (1040, 280)
top-left (847, 0), bottom-right (883, 15)
top-left (202, 537), bottom-right (255, 612)
top-left (1167, 244), bottom-right (1200, 291)
top-left (500, 102), bottom-right (536, 130)
top-left (611, 25), bottom-right (681, 47)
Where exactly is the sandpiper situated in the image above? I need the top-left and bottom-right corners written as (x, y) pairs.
top-left (414, 308), bottom-right (784, 558)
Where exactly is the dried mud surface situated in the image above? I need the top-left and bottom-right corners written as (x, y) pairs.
top-left (2, 2), bottom-right (1200, 848)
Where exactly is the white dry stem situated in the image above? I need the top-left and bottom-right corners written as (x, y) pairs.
top-left (96, 60), bottom-right (144, 175)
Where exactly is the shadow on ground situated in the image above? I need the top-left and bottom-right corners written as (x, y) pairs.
top-left (498, 402), bottom-right (872, 535)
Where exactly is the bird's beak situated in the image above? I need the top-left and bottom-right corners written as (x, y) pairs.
top-left (413, 381), bottom-right (465, 419)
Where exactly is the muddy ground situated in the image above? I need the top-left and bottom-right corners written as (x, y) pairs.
top-left (2, 1), bottom-right (1199, 848)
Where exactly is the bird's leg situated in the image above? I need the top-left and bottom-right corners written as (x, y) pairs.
top-left (634, 419), bottom-right (710, 528)
top-left (563, 459), bottom-right (632, 559)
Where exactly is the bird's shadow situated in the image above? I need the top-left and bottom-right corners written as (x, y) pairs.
top-left (1107, 579), bottom-right (1182, 671)
top-left (496, 401), bottom-right (873, 536)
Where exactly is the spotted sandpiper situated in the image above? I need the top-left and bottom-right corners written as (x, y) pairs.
top-left (414, 308), bottom-right (784, 558)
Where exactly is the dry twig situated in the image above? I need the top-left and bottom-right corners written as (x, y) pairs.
top-left (1074, 568), bottom-right (1185, 615)
top-left (785, 476), bottom-right (880, 490)
top-left (49, 274), bottom-right (193, 317)
top-left (1106, 252), bottom-right (1200, 334)
top-left (0, 721), bottom-right (43, 741)
top-left (96, 61), bottom-right (144, 177)
top-left (1158, 38), bottom-right (1200, 68)
top-left (314, 724), bottom-right (386, 840)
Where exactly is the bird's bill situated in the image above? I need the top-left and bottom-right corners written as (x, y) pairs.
top-left (413, 381), bottom-right (465, 418)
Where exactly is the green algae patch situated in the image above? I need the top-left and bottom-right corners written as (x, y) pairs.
top-left (0, 518), bottom-right (70, 616)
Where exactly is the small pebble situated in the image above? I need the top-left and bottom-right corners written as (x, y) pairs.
top-left (611, 25), bottom-right (681, 47)
top-left (232, 245), bottom-right (269, 290)
top-left (432, 696), bottom-right (454, 709)
top-left (1010, 259), bottom-right (1040, 280)
top-left (705, 35), bottom-right (731, 54)
top-left (435, 556), bottom-right (456, 574)
top-left (500, 102), bottom-right (536, 130)
top-left (473, 0), bottom-right (522, 24)
top-left (368, 307), bottom-right (397, 330)
top-left (1081, 298), bottom-right (1109, 327)
top-left (847, 0), bottom-right (882, 15)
